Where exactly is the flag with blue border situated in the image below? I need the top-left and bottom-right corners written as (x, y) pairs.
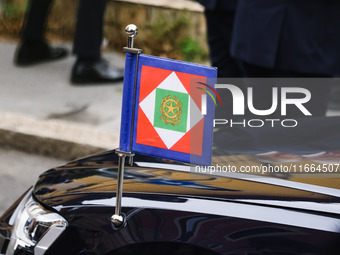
top-left (119, 52), bottom-right (217, 165)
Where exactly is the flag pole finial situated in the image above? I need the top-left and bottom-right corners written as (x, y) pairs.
top-left (125, 24), bottom-right (138, 48)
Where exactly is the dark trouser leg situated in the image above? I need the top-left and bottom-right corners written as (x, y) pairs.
top-left (16, 0), bottom-right (67, 66)
top-left (205, 10), bottom-right (244, 119)
top-left (205, 10), bottom-right (243, 119)
top-left (22, 0), bottom-right (54, 40)
top-left (205, 9), bottom-right (242, 78)
top-left (73, 0), bottom-right (107, 60)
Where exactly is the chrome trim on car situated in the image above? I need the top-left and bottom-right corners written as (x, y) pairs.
top-left (82, 196), bottom-right (340, 233)
top-left (135, 162), bottom-right (340, 197)
top-left (34, 221), bottom-right (67, 255)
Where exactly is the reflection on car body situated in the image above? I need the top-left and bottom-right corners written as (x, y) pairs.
top-left (0, 148), bottom-right (339, 254)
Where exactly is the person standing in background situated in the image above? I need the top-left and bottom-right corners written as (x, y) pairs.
top-left (196, 0), bottom-right (243, 121)
top-left (230, 0), bottom-right (340, 116)
top-left (231, 0), bottom-right (340, 78)
top-left (14, 0), bottom-right (124, 84)
top-left (195, 0), bottom-right (242, 78)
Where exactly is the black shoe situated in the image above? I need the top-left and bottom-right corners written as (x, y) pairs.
top-left (14, 39), bottom-right (68, 66)
top-left (71, 58), bottom-right (124, 84)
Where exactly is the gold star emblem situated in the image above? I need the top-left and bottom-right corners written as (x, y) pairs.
top-left (160, 95), bottom-right (182, 126)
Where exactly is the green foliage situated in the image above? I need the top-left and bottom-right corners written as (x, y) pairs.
top-left (147, 13), bottom-right (189, 41)
top-left (144, 11), bottom-right (208, 62)
top-left (180, 37), bottom-right (208, 62)
top-left (2, 0), bottom-right (27, 20)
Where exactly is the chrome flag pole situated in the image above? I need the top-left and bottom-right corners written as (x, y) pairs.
top-left (111, 24), bottom-right (141, 228)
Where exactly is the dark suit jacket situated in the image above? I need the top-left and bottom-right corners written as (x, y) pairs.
top-left (231, 0), bottom-right (340, 75)
top-left (195, 0), bottom-right (237, 11)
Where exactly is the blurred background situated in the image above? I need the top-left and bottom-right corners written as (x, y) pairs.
top-left (0, 0), bottom-right (208, 62)
top-left (0, 0), bottom-right (210, 214)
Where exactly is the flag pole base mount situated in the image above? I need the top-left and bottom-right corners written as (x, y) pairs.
top-left (111, 149), bottom-right (134, 228)
top-left (111, 214), bottom-right (126, 229)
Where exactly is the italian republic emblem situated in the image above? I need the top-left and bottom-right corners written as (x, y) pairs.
top-left (160, 95), bottom-right (182, 126)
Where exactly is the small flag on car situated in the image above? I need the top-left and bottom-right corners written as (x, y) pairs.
top-left (119, 32), bottom-right (217, 166)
